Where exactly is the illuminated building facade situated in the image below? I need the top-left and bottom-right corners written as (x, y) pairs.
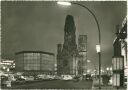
top-left (15, 51), bottom-right (55, 74)
top-left (112, 17), bottom-right (127, 87)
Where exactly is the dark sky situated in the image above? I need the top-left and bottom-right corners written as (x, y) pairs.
top-left (1, 1), bottom-right (127, 69)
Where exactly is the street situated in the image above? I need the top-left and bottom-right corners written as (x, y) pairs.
top-left (4, 80), bottom-right (93, 89)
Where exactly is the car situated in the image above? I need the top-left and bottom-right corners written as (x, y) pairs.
top-left (16, 77), bottom-right (25, 81)
top-left (34, 76), bottom-right (40, 80)
top-left (47, 75), bottom-right (55, 80)
top-left (23, 76), bottom-right (34, 81)
top-left (37, 74), bottom-right (47, 80)
top-left (61, 75), bottom-right (73, 80)
top-left (54, 75), bottom-right (61, 80)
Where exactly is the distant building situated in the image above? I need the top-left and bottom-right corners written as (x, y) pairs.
top-left (78, 35), bottom-right (87, 52)
top-left (15, 51), bottom-right (55, 75)
top-left (57, 44), bottom-right (63, 75)
top-left (78, 35), bottom-right (87, 75)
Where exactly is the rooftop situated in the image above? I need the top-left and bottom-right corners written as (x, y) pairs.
top-left (15, 51), bottom-right (55, 56)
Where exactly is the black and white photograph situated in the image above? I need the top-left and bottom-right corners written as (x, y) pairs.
top-left (0, 1), bottom-right (127, 89)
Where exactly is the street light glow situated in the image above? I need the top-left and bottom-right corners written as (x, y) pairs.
top-left (57, 1), bottom-right (71, 6)
top-left (106, 67), bottom-right (109, 71)
top-left (87, 70), bottom-right (90, 73)
top-left (7, 68), bottom-right (9, 72)
top-left (3, 66), bottom-right (6, 69)
top-left (110, 67), bottom-right (112, 71)
top-left (87, 60), bottom-right (91, 63)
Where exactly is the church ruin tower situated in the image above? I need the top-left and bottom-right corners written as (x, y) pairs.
top-left (59, 15), bottom-right (78, 75)
top-left (62, 15), bottom-right (77, 56)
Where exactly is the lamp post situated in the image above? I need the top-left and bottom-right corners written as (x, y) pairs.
top-left (57, 1), bottom-right (101, 89)
top-left (96, 44), bottom-right (101, 89)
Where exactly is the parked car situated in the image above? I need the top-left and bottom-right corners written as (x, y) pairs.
top-left (54, 75), bottom-right (61, 80)
top-left (37, 74), bottom-right (46, 80)
top-left (61, 75), bottom-right (73, 80)
top-left (16, 77), bottom-right (25, 81)
top-left (23, 76), bottom-right (34, 81)
top-left (34, 76), bottom-right (40, 80)
top-left (47, 75), bottom-right (55, 80)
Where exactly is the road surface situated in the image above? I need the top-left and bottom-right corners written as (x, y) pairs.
top-left (4, 80), bottom-right (93, 89)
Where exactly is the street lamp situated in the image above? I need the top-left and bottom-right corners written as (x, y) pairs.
top-left (106, 67), bottom-right (109, 71)
top-left (106, 67), bottom-right (109, 75)
top-left (57, 1), bottom-right (101, 89)
top-left (96, 44), bottom-right (101, 89)
top-left (87, 60), bottom-right (91, 63)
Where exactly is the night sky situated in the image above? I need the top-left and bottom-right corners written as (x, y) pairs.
top-left (1, 1), bottom-right (127, 69)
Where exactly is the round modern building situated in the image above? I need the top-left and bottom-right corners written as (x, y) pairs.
top-left (15, 51), bottom-right (55, 75)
